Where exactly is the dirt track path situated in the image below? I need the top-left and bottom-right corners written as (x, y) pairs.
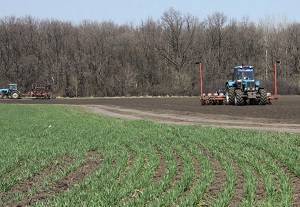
top-left (82, 105), bottom-right (300, 134)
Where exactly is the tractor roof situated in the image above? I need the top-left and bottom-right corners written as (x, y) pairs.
top-left (234, 65), bottom-right (254, 69)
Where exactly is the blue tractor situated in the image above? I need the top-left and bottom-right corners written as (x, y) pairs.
top-left (225, 66), bottom-right (268, 105)
top-left (0, 84), bottom-right (21, 99)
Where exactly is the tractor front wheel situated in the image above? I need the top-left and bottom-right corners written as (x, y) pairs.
top-left (226, 88), bottom-right (235, 105)
top-left (11, 92), bottom-right (20, 99)
top-left (259, 89), bottom-right (267, 105)
top-left (235, 89), bottom-right (244, 106)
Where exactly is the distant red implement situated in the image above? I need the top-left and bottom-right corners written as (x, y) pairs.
top-left (27, 84), bottom-right (53, 99)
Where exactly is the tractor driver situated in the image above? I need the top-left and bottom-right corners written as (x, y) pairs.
top-left (241, 71), bottom-right (247, 80)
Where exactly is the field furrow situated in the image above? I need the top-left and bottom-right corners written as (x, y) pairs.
top-left (181, 151), bottom-right (202, 195)
top-left (116, 146), bottom-right (135, 184)
top-left (14, 151), bottom-right (102, 206)
top-left (255, 172), bottom-right (267, 203)
top-left (280, 164), bottom-right (300, 206)
top-left (238, 140), bottom-right (300, 206)
top-left (145, 148), bottom-right (186, 207)
top-left (153, 147), bottom-right (167, 182)
top-left (0, 156), bottom-right (75, 206)
top-left (174, 144), bottom-right (212, 207)
top-left (222, 136), bottom-right (292, 206)
top-left (172, 150), bottom-right (184, 188)
top-left (198, 145), bottom-right (228, 206)
top-left (116, 140), bottom-right (160, 206)
top-left (173, 147), bottom-right (202, 206)
top-left (197, 135), bottom-right (266, 206)
top-left (228, 162), bottom-right (245, 207)
top-left (121, 144), bottom-right (170, 206)
top-left (120, 156), bottom-right (150, 205)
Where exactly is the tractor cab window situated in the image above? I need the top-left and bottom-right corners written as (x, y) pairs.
top-left (235, 70), bottom-right (254, 80)
top-left (8, 84), bottom-right (17, 90)
top-left (8, 84), bottom-right (18, 91)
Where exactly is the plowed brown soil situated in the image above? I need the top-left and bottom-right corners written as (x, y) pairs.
top-left (2, 96), bottom-right (300, 133)
top-left (2, 96), bottom-right (299, 123)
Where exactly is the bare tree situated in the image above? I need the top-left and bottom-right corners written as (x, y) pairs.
top-left (0, 10), bottom-right (299, 96)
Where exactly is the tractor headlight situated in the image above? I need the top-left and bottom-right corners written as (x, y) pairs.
top-left (267, 93), bottom-right (271, 97)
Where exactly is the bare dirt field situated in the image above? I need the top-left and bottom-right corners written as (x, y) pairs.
top-left (1, 95), bottom-right (300, 133)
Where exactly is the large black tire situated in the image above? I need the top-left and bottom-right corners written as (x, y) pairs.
top-left (226, 88), bottom-right (235, 105)
top-left (259, 89), bottom-right (267, 105)
top-left (235, 89), bottom-right (245, 106)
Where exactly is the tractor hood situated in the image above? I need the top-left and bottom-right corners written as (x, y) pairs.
top-left (241, 79), bottom-right (260, 86)
top-left (0, 88), bottom-right (9, 93)
top-left (241, 80), bottom-right (259, 91)
top-left (241, 79), bottom-right (255, 83)
top-left (242, 80), bottom-right (255, 87)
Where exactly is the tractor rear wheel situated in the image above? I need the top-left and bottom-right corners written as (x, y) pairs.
top-left (235, 89), bottom-right (244, 106)
top-left (259, 89), bottom-right (267, 105)
top-left (226, 88), bottom-right (235, 105)
top-left (2, 94), bottom-right (8, 99)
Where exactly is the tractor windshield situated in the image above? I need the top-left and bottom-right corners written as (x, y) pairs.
top-left (236, 70), bottom-right (254, 80)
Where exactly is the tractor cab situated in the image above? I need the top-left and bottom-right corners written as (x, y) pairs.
top-left (8, 84), bottom-right (18, 91)
top-left (231, 66), bottom-right (258, 92)
top-left (233, 66), bottom-right (254, 80)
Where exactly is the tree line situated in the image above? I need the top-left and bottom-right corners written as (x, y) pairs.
top-left (0, 8), bottom-right (299, 96)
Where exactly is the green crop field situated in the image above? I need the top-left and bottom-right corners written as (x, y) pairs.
top-left (0, 105), bottom-right (299, 207)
